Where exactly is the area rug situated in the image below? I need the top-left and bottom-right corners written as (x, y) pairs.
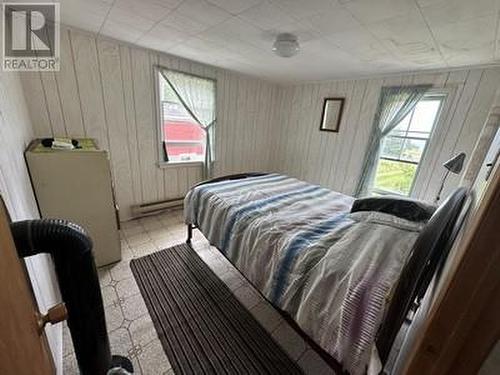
top-left (130, 243), bottom-right (303, 374)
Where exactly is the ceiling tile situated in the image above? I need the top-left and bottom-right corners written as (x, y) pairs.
top-left (324, 28), bottom-right (391, 61)
top-left (100, 19), bottom-right (145, 42)
top-left (255, 19), bottom-right (318, 46)
top-left (432, 15), bottom-right (496, 63)
top-left (419, 0), bottom-right (498, 28)
top-left (206, 17), bottom-right (272, 50)
top-left (60, 0), bottom-right (111, 33)
top-left (155, 0), bottom-right (184, 8)
top-left (106, 6), bottom-right (157, 32)
top-left (208, 17), bottom-right (264, 39)
top-left (141, 23), bottom-right (190, 44)
top-left (200, 28), bottom-right (268, 56)
top-left (135, 36), bottom-right (178, 53)
top-left (161, 10), bottom-right (212, 35)
top-left (433, 15), bottom-right (497, 49)
top-left (299, 4), bottom-right (364, 36)
top-left (414, 0), bottom-right (444, 6)
top-left (445, 45), bottom-right (495, 66)
top-left (301, 39), bottom-right (379, 71)
top-left (170, 36), bottom-right (242, 63)
top-left (271, 0), bottom-right (337, 19)
top-left (261, 50), bottom-right (369, 81)
top-left (136, 24), bottom-right (189, 52)
top-left (175, 0), bottom-right (233, 27)
top-left (215, 57), bottom-right (264, 76)
top-left (206, 0), bottom-right (264, 14)
top-left (365, 9), bottom-right (442, 64)
top-left (113, 0), bottom-right (173, 23)
top-left (56, 0), bottom-right (500, 81)
top-left (60, 0), bottom-right (113, 10)
top-left (239, 44), bottom-right (288, 64)
top-left (342, 0), bottom-right (418, 24)
top-left (496, 17), bottom-right (500, 60)
top-left (238, 1), bottom-right (297, 31)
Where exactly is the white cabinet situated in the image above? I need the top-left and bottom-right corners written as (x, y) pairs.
top-left (25, 139), bottom-right (121, 267)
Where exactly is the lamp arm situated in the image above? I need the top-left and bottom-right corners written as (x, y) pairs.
top-left (435, 169), bottom-right (451, 203)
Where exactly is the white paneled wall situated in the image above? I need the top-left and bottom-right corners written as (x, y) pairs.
top-left (0, 70), bottom-right (62, 373)
top-left (19, 27), bottom-right (500, 217)
top-left (20, 28), bottom-right (279, 220)
top-left (271, 67), bottom-right (500, 202)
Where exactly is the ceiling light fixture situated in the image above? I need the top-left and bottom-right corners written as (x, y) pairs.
top-left (272, 33), bottom-right (300, 58)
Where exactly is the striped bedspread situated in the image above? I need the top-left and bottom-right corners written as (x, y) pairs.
top-left (184, 174), bottom-right (423, 375)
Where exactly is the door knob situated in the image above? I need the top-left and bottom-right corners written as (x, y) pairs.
top-left (38, 303), bottom-right (68, 331)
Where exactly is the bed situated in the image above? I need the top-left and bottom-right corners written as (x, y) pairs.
top-left (184, 173), bottom-right (467, 375)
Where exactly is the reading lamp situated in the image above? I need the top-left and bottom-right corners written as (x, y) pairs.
top-left (435, 152), bottom-right (466, 203)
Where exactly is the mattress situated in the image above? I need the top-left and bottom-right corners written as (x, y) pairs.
top-left (184, 173), bottom-right (424, 375)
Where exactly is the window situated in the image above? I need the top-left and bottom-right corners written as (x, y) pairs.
top-left (157, 71), bottom-right (210, 163)
top-left (372, 93), bottom-right (445, 196)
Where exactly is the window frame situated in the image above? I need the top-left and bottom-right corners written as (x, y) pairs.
top-left (371, 89), bottom-right (448, 197)
top-left (153, 65), bottom-right (214, 168)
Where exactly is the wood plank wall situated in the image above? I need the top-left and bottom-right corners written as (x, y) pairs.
top-left (271, 67), bottom-right (500, 202)
top-left (20, 28), bottom-right (280, 220)
top-left (0, 69), bottom-right (61, 371)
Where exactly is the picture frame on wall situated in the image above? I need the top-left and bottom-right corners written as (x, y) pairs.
top-left (320, 98), bottom-right (345, 133)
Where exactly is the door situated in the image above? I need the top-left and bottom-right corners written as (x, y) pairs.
top-left (0, 197), bottom-right (55, 375)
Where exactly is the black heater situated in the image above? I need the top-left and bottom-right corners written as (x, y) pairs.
top-left (11, 219), bottom-right (133, 375)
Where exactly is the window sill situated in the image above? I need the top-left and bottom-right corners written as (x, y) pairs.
top-left (371, 188), bottom-right (408, 197)
top-left (157, 160), bottom-right (204, 169)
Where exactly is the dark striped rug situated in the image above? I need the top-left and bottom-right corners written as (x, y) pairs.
top-left (130, 243), bottom-right (303, 375)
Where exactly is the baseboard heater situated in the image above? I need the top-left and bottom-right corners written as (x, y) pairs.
top-left (132, 197), bottom-right (184, 217)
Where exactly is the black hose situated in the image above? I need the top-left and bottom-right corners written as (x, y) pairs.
top-left (10, 219), bottom-right (112, 375)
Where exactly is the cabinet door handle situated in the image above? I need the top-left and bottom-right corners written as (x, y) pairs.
top-left (37, 303), bottom-right (67, 332)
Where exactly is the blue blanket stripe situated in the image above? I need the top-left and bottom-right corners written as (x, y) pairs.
top-left (226, 188), bottom-right (338, 261)
top-left (270, 213), bottom-right (350, 304)
top-left (194, 174), bottom-right (288, 222)
top-left (220, 185), bottom-right (328, 252)
top-left (197, 173), bottom-right (279, 194)
top-left (196, 175), bottom-right (293, 225)
top-left (194, 174), bottom-right (285, 222)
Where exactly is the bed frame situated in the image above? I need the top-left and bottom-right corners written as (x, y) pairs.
top-left (185, 173), bottom-right (469, 373)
